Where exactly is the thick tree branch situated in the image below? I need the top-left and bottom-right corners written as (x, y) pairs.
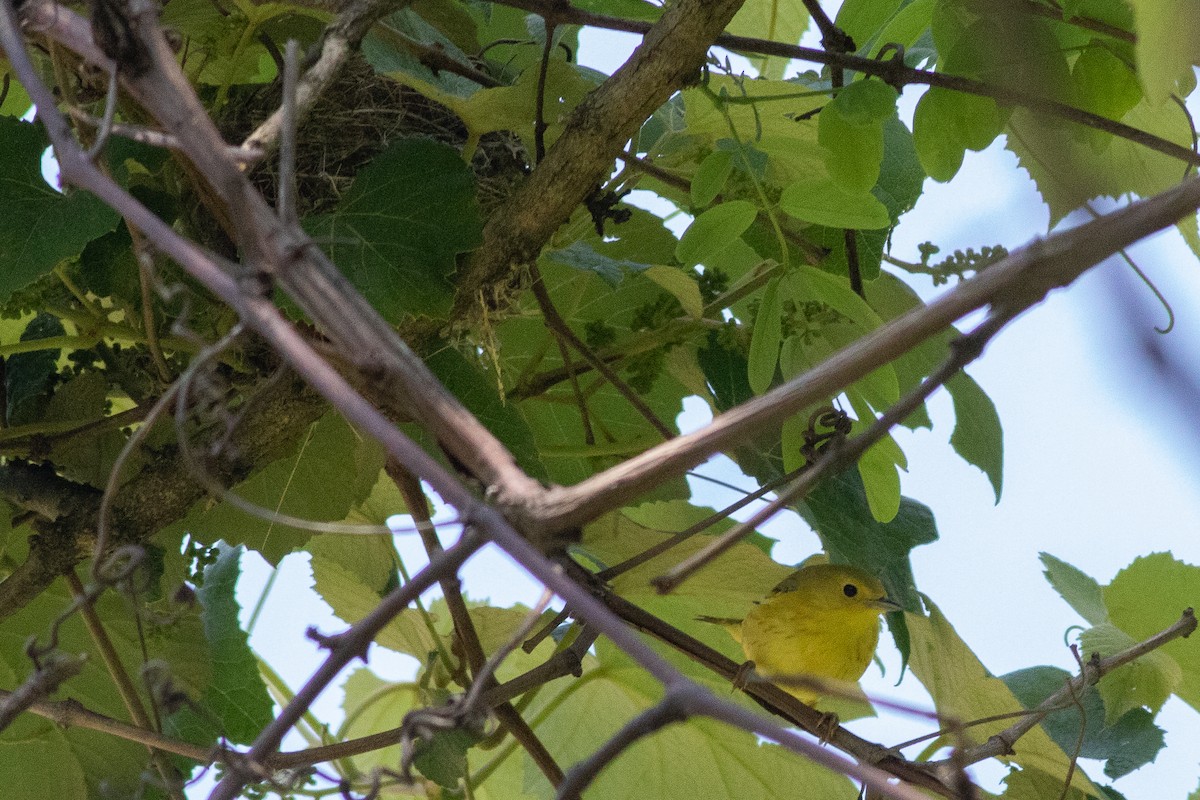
top-left (532, 173), bottom-right (1200, 532)
top-left (455, 0), bottom-right (748, 321)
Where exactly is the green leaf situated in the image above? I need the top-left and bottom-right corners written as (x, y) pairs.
top-left (747, 276), bottom-right (783, 395)
top-left (425, 344), bottom-right (548, 482)
top-left (698, 327), bottom-right (754, 412)
top-left (691, 149), bottom-right (734, 208)
top-left (340, 668), bottom-right (417, 773)
top-left (1040, 553), bottom-right (1109, 626)
top-left (946, 371), bottom-right (1003, 502)
top-left (1001, 767), bottom-right (1094, 800)
top-left (644, 265), bottom-right (703, 318)
top-left (856, 427), bottom-right (904, 524)
top-left (525, 640), bottom-right (857, 800)
top-left (1006, 93), bottom-right (1194, 225)
top-left (5, 313), bottom-right (65, 425)
top-left (171, 413), bottom-right (385, 563)
top-left (676, 200), bottom-right (759, 267)
top-left (727, 0), bottom-right (809, 79)
top-left (0, 119), bottom-right (119, 306)
top-left (1073, 42), bottom-right (1142, 120)
top-left (1002, 665), bottom-right (1165, 779)
top-left (779, 178), bottom-right (891, 229)
top-left (192, 544), bottom-right (273, 743)
top-left (304, 137), bottom-right (482, 322)
top-left (908, 600), bottom-right (1100, 797)
top-left (819, 81), bottom-right (897, 194)
top-left (0, 722), bottom-right (87, 800)
top-left (874, 117), bottom-right (927, 224)
top-left (800, 469), bottom-right (935, 616)
top-left (1103, 553), bottom-right (1200, 712)
top-left (1080, 623), bottom-right (1181, 722)
top-left (912, 87), bottom-right (1004, 182)
top-left (414, 726), bottom-right (483, 788)
top-left (1128, 0), bottom-right (1200, 104)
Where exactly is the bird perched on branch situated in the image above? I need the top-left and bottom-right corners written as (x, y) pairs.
top-left (699, 562), bottom-right (901, 706)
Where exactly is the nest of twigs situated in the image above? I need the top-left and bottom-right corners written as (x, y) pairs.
top-left (216, 55), bottom-right (528, 219)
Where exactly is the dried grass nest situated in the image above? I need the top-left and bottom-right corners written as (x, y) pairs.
top-left (218, 55), bottom-right (529, 219)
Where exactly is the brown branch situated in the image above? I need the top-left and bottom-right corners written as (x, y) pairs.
top-left (388, 462), bottom-right (565, 788)
top-left (651, 312), bottom-right (1007, 593)
top-left (530, 172), bottom-right (1200, 533)
top-left (455, 0), bottom-right (748, 322)
top-left (529, 266), bottom-right (675, 441)
top-left (946, 608), bottom-right (1197, 769)
top-left (490, 0), bottom-right (1199, 167)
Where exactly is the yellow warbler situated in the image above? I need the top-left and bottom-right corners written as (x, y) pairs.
top-left (700, 563), bottom-right (900, 704)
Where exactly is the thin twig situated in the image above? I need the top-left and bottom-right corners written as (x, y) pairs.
top-left (651, 312), bottom-right (1007, 592)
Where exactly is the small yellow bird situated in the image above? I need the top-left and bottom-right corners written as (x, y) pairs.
top-left (699, 562), bottom-right (901, 705)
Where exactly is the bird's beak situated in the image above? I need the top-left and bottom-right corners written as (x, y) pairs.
top-left (871, 596), bottom-right (904, 613)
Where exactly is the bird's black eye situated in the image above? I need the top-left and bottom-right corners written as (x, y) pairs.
top-left (843, 583), bottom-right (858, 598)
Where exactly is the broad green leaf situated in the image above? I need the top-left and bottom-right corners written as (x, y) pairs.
top-left (644, 265), bottom-right (703, 318)
top-left (0, 722), bottom-right (87, 800)
top-left (676, 201), bottom-right (759, 267)
top-left (5, 313), bottom-right (65, 426)
top-left (796, 266), bottom-right (886, 331)
top-left (691, 149), bottom-right (735, 208)
top-left (192, 544), bottom-right (273, 743)
top-left (835, 0), bottom-right (903, 48)
top-left (779, 178), bottom-right (891, 229)
top-left (819, 82), bottom-right (894, 194)
top-left (304, 138), bottom-right (482, 322)
top-left (1127, 0), bottom-right (1200, 104)
top-left (425, 345), bottom-right (548, 482)
top-left (856, 423), bottom-right (904, 524)
top-left (1002, 665), bottom-right (1165, 779)
top-left (800, 469), bottom-right (935, 615)
top-left (307, 534), bottom-right (400, 598)
top-left (727, 0), bottom-right (809, 79)
top-left (0, 65), bottom-right (31, 116)
top-left (1073, 43), bottom-right (1142, 121)
top-left (340, 667), bottom-right (418, 773)
top-left (310, 548), bottom-right (438, 657)
top-left (875, 117), bottom-right (927, 224)
top-left (1080, 623), bottom-right (1181, 722)
top-left (41, 371), bottom-right (126, 488)
top-left (698, 327), bottom-right (754, 412)
top-left (912, 88), bottom-right (1004, 182)
top-left (1103, 553), bottom-right (1200, 712)
top-left (908, 600), bottom-right (1100, 796)
top-left (747, 276), bottom-right (783, 394)
top-left (1001, 767), bottom-right (1093, 800)
top-left (946, 371), bottom-right (1003, 502)
top-left (172, 413), bottom-right (385, 563)
top-left (579, 502), bottom-right (790, 628)
top-left (526, 641), bottom-right (856, 800)
top-left (1006, 94), bottom-right (1194, 225)
top-left (1039, 553), bottom-right (1109, 626)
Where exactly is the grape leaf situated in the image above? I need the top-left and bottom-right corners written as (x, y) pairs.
top-left (304, 137), bottom-right (482, 322)
top-left (0, 118), bottom-right (119, 303)
top-left (1040, 553), bottom-right (1108, 626)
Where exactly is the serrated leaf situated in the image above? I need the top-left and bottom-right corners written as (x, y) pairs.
top-left (340, 667), bottom-right (418, 773)
top-left (0, 118), bottom-right (119, 303)
top-left (946, 371), bottom-right (1003, 501)
top-left (747, 276), bottom-right (783, 395)
top-left (1040, 553), bottom-right (1108, 626)
top-left (193, 544), bottom-right (273, 743)
top-left (1103, 553), bottom-right (1200, 712)
top-left (304, 138), bottom-right (481, 322)
top-left (0, 722), bottom-right (87, 800)
top-left (779, 178), bottom-right (891, 229)
top-left (1002, 665), bottom-right (1165, 779)
top-left (676, 200), bottom-right (759, 267)
top-left (908, 600), bottom-right (1100, 796)
top-left (173, 413), bottom-right (384, 563)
